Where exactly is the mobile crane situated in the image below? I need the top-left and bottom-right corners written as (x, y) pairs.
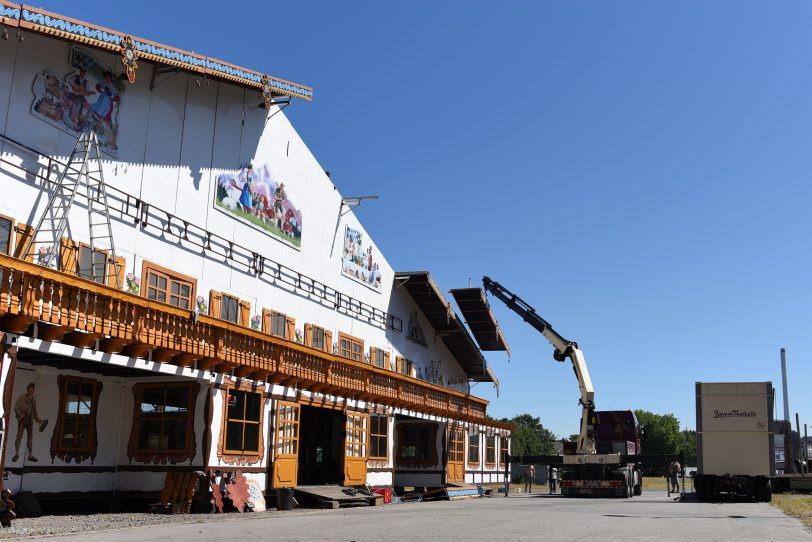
top-left (482, 276), bottom-right (644, 497)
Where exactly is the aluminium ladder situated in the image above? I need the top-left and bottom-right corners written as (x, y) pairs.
top-left (22, 130), bottom-right (122, 288)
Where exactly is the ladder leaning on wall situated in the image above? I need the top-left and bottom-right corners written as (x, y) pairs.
top-left (21, 130), bottom-right (122, 288)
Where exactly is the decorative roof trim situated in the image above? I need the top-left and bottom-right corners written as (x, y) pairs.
top-left (1, 2), bottom-right (312, 101)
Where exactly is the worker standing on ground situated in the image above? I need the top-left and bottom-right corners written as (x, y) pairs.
top-left (669, 460), bottom-right (681, 493)
top-left (524, 464), bottom-right (536, 493)
top-left (549, 466), bottom-right (558, 494)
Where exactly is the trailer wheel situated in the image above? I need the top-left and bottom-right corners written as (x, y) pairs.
top-left (633, 470), bottom-right (642, 496)
top-left (755, 479), bottom-right (772, 503)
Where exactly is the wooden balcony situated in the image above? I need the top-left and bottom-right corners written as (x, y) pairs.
top-left (0, 254), bottom-right (489, 421)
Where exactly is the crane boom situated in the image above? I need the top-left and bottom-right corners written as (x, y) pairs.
top-left (482, 276), bottom-right (596, 454)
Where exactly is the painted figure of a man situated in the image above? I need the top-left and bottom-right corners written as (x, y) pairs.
top-left (12, 383), bottom-right (47, 463)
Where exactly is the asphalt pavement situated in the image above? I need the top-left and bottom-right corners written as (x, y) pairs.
top-left (39, 490), bottom-right (809, 542)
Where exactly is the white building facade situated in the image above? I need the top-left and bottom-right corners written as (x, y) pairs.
top-left (0, 3), bottom-right (509, 507)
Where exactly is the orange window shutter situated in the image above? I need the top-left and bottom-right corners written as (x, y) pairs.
top-left (209, 290), bottom-right (222, 319)
top-left (238, 300), bottom-right (251, 327)
top-left (286, 317), bottom-right (296, 342)
top-left (107, 255), bottom-right (126, 288)
top-left (13, 223), bottom-right (34, 262)
top-left (59, 238), bottom-right (78, 274)
top-left (384, 351), bottom-right (391, 370)
top-left (395, 356), bottom-right (402, 372)
top-left (324, 330), bottom-right (333, 353)
top-left (262, 308), bottom-right (272, 334)
top-left (304, 324), bottom-right (312, 347)
top-left (369, 346), bottom-right (376, 365)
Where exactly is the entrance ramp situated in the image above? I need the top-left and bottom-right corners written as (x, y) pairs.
top-left (294, 485), bottom-right (383, 509)
top-left (445, 483), bottom-right (481, 500)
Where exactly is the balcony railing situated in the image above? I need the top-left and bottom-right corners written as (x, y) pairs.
top-left (0, 253), bottom-right (489, 421)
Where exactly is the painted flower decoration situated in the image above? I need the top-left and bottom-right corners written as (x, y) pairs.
top-left (196, 295), bottom-right (208, 315)
top-left (125, 272), bottom-right (141, 294)
top-left (250, 314), bottom-right (261, 330)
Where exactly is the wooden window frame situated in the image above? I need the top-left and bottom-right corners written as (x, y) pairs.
top-left (339, 332), bottom-right (364, 363)
top-left (141, 261), bottom-right (197, 310)
top-left (369, 347), bottom-right (390, 370)
top-left (0, 213), bottom-right (14, 256)
top-left (12, 222), bottom-right (34, 261)
top-left (49, 375), bottom-right (102, 464)
top-left (76, 242), bottom-right (108, 284)
top-left (304, 324), bottom-right (331, 353)
top-left (396, 422), bottom-right (437, 467)
top-left (468, 428), bottom-right (480, 466)
top-left (127, 382), bottom-right (199, 464)
top-left (217, 385), bottom-right (265, 466)
top-left (270, 311), bottom-right (290, 339)
top-left (485, 434), bottom-right (496, 466)
top-left (499, 435), bottom-right (509, 467)
top-left (221, 293), bottom-right (240, 324)
top-left (369, 414), bottom-right (389, 460)
top-left (396, 356), bottom-right (413, 377)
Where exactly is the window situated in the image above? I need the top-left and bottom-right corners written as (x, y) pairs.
top-left (397, 423), bottom-right (437, 466)
top-left (78, 244), bottom-right (108, 284)
top-left (210, 291), bottom-right (250, 327)
top-left (370, 347), bottom-right (389, 369)
top-left (500, 435), bottom-right (509, 466)
top-left (271, 312), bottom-right (288, 339)
top-left (221, 294), bottom-right (239, 324)
top-left (133, 383), bottom-right (193, 454)
top-left (0, 215), bottom-right (13, 255)
top-left (369, 414), bottom-right (388, 459)
top-left (468, 428), bottom-right (480, 465)
top-left (52, 375), bottom-right (101, 463)
top-left (485, 434), bottom-right (496, 465)
top-left (223, 389), bottom-right (262, 455)
top-left (448, 426), bottom-right (465, 463)
top-left (310, 326), bottom-right (325, 350)
top-left (339, 333), bottom-right (364, 362)
top-left (142, 262), bottom-right (195, 309)
top-left (396, 356), bottom-right (413, 377)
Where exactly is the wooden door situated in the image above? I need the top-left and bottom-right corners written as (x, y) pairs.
top-left (447, 425), bottom-right (465, 484)
top-left (343, 411), bottom-right (369, 486)
top-left (272, 401), bottom-right (300, 488)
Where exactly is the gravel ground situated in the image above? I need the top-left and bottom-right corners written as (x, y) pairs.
top-left (0, 508), bottom-right (314, 539)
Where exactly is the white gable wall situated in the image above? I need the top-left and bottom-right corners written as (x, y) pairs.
top-left (0, 33), bottom-right (479, 388)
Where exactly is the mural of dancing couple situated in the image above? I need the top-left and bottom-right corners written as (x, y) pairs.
top-left (31, 46), bottom-right (124, 153)
top-left (215, 163), bottom-right (303, 247)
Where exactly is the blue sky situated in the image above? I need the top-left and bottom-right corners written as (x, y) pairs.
top-left (37, 1), bottom-right (812, 439)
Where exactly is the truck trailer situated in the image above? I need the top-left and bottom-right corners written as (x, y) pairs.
top-left (695, 381), bottom-right (775, 502)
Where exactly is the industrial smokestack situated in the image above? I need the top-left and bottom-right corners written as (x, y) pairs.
top-left (781, 348), bottom-right (794, 474)
top-left (781, 348), bottom-right (790, 425)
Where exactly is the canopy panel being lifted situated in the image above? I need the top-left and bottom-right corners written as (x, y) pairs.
top-left (395, 272), bottom-right (498, 386)
top-left (450, 288), bottom-right (510, 355)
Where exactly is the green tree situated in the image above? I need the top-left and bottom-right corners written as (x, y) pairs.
top-left (634, 409), bottom-right (681, 455)
top-left (501, 414), bottom-right (556, 458)
top-left (568, 434), bottom-right (580, 442)
top-left (678, 429), bottom-right (697, 466)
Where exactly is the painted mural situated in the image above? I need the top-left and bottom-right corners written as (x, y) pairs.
top-left (407, 310), bottom-right (427, 346)
top-left (31, 46), bottom-right (125, 152)
top-left (341, 225), bottom-right (381, 290)
top-left (215, 163), bottom-right (303, 247)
